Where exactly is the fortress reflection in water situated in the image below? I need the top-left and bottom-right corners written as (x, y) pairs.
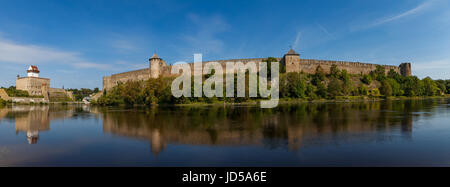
top-left (1, 100), bottom-right (439, 153)
top-left (96, 101), bottom-right (424, 155)
top-left (0, 105), bottom-right (77, 144)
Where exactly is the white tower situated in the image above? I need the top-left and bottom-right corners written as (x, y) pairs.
top-left (27, 65), bottom-right (40, 77)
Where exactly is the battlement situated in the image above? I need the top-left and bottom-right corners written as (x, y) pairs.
top-left (102, 49), bottom-right (412, 91)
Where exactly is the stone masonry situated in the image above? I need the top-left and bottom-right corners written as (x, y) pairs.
top-left (102, 49), bottom-right (412, 91)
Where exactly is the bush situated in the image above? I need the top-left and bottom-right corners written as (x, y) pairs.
top-left (358, 85), bottom-right (369, 96)
top-left (4, 86), bottom-right (29, 97)
top-left (361, 74), bottom-right (372, 85)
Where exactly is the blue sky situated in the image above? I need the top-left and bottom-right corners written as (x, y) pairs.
top-left (0, 0), bottom-right (449, 89)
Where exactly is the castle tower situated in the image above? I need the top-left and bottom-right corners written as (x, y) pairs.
top-left (283, 49), bottom-right (301, 73)
top-left (149, 53), bottom-right (167, 78)
top-left (399, 63), bottom-right (412, 76)
top-left (27, 65), bottom-right (40, 77)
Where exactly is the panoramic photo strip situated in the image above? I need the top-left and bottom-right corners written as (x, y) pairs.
top-left (0, 0), bottom-right (449, 185)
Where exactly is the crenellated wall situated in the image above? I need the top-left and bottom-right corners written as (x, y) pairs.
top-left (102, 50), bottom-right (412, 91)
top-left (295, 59), bottom-right (401, 75)
top-left (103, 68), bottom-right (151, 91)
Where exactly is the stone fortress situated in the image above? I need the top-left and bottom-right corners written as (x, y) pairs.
top-left (1, 65), bottom-right (74, 102)
top-left (102, 49), bottom-right (412, 91)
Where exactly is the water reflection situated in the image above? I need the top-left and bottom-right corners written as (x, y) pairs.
top-left (94, 99), bottom-right (445, 155)
top-left (0, 105), bottom-right (77, 144)
top-left (0, 98), bottom-right (447, 157)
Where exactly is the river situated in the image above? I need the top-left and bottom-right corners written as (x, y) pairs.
top-left (0, 98), bottom-right (449, 166)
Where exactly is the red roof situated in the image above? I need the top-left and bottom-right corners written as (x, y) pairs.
top-left (27, 65), bottom-right (40, 73)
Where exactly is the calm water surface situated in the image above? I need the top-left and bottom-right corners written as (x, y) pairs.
top-left (0, 99), bottom-right (449, 166)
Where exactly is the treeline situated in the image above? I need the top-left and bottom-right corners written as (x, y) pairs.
top-left (1, 86), bottom-right (30, 97)
top-left (66, 88), bottom-right (99, 101)
top-left (281, 65), bottom-right (449, 99)
top-left (93, 63), bottom-right (450, 106)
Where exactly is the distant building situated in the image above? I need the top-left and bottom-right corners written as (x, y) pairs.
top-left (15, 65), bottom-right (73, 101)
top-left (16, 65), bottom-right (50, 96)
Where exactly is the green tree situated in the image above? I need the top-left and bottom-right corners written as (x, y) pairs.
top-left (330, 64), bottom-right (340, 78)
top-left (312, 65), bottom-right (325, 86)
top-left (315, 82), bottom-right (327, 98)
top-left (371, 65), bottom-right (386, 81)
top-left (403, 76), bottom-right (421, 96)
top-left (422, 77), bottom-right (439, 96)
top-left (340, 70), bottom-right (353, 96)
top-left (358, 85), bottom-right (369, 96)
top-left (281, 73), bottom-right (306, 98)
top-left (361, 74), bottom-right (372, 85)
top-left (435, 80), bottom-right (446, 95)
top-left (327, 78), bottom-right (342, 98)
top-left (380, 80), bottom-right (393, 97)
top-left (386, 78), bottom-right (403, 96)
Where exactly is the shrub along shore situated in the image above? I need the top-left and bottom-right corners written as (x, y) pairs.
top-left (93, 62), bottom-right (450, 106)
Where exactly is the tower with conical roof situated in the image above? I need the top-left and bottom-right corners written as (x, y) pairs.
top-left (282, 48), bottom-right (301, 73)
top-left (149, 53), bottom-right (167, 78)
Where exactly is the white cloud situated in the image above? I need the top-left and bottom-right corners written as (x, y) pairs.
top-left (179, 13), bottom-right (230, 55)
top-left (293, 31), bottom-right (301, 50)
top-left (353, 0), bottom-right (437, 31)
top-left (72, 62), bottom-right (114, 70)
top-left (111, 39), bottom-right (138, 52)
top-left (413, 58), bottom-right (450, 79)
top-left (0, 37), bottom-right (112, 70)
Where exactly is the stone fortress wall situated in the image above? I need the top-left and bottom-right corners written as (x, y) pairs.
top-left (16, 77), bottom-right (50, 96)
top-left (102, 49), bottom-right (412, 91)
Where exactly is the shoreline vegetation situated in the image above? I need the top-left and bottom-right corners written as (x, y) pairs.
top-left (92, 62), bottom-right (450, 107)
top-left (1, 94), bottom-right (449, 107)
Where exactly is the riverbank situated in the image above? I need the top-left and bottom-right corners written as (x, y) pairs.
top-left (174, 95), bottom-right (450, 107)
top-left (2, 95), bottom-right (449, 107)
top-left (93, 95), bottom-right (450, 107)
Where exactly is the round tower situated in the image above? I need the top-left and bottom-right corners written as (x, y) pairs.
top-left (399, 63), bottom-right (412, 77)
top-left (149, 53), bottom-right (163, 78)
top-left (283, 49), bottom-right (300, 73)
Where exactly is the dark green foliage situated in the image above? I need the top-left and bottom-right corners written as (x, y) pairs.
top-left (386, 78), bottom-right (403, 96)
top-left (374, 65), bottom-right (386, 81)
top-left (67, 88), bottom-right (100, 101)
top-left (280, 73), bottom-right (306, 98)
top-left (422, 77), bottom-right (440, 96)
top-left (361, 74), bottom-right (372, 85)
top-left (3, 86), bottom-right (29, 97)
top-left (358, 85), bottom-right (369, 96)
top-left (94, 66), bottom-right (449, 106)
top-left (330, 64), bottom-right (340, 79)
top-left (263, 57), bottom-right (282, 77)
top-left (435, 80), bottom-right (447, 95)
top-left (380, 80), bottom-right (393, 97)
top-left (315, 82), bottom-right (327, 98)
top-left (340, 70), bottom-right (353, 96)
top-left (0, 98), bottom-right (6, 106)
top-left (327, 78), bottom-right (342, 98)
top-left (402, 76), bottom-right (422, 96)
top-left (446, 80), bottom-right (450, 94)
top-left (311, 65), bottom-right (325, 86)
